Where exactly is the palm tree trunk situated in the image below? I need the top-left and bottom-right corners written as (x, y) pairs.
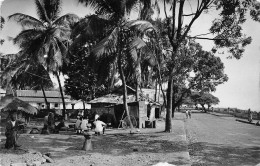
top-left (55, 72), bottom-right (66, 118)
top-left (41, 84), bottom-right (49, 110)
top-left (155, 77), bottom-right (158, 102)
top-left (83, 100), bottom-right (86, 111)
top-left (135, 50), bottom-right (142, 101)
top-left (118, 54), bottom-right (133, 130)
top-left (165, 77), bottom-right (173, 132)
top-left (157, 66), bottom-right (166, 107)
top-left (135, 62), bottom-right (142, 101)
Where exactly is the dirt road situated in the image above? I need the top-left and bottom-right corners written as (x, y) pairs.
top-left (185, 113), bottom-right (260, 166)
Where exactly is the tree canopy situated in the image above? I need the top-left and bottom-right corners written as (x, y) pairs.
top-left (190, 92), bottom-right (220, 112)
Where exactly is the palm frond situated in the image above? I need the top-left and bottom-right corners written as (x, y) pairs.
top-left (79, 0), bottom-right (115, 15)
top-left (126, 20), bottom-right (155, 32)
top-left (35, 0), bottom-right (51, 23)
top-left (53, 13), bottom-right (79, 27)
top-left (126, 0), bottom-right (140, 15)
top-left (130, 37), bottom-right (146, 50)
top-left (92, 27), bottom-right (119, 57)
top-left (54, 37), bottom-right (68, 66)
top-left (43, 0), bottom-right (61, 21)
top-left (1, 16), bottom-right (5, 30)
top-left (8, 13), bottom-right (43, 28)
top-left (13, 28), bottom-right (44, 48)
top-left (79, 0), bottom-right (127, 21)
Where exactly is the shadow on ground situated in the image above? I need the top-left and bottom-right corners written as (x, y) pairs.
top-left (1, 132), bottom-right (187, 159)
top-left (189, 142), bottom-right (260, 166)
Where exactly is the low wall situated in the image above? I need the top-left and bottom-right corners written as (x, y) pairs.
top-left (209, 108), bottom-right (260, 120)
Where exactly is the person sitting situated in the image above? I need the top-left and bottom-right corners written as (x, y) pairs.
top-left (41, 112), bottom-right (56, 134)
top-left (93, 118), bottom-right (107, 135)
top-left (5, 112), bottom-right (25, 149)
top-left (80, 117), bottom-right (89, 133)
top-left (75, 116), bottom-right (82, 134)
top-left (56, 118), bottom-right (66, 131)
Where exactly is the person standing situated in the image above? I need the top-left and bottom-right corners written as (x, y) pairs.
top-left (185, 110), bottom-right (189, 119)
top-left (75, 116), bottom-right (82, 134)
top-left (188, 110), bottom-right (191, 119)
top-left (248, 109), bottom-right (253, 123)
top-left (48, 112), bottom-right (55, 133)
top-left (5, 112), bottom-right (25, 149)
top-left (43, 113), bottom-right (50, 129)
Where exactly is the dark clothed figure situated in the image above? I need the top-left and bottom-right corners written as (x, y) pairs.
top-left (5, 113), bottom-right (24, 149)
top-left (188, 111), bottom-right (191, 119)
top-left (42, 112), bottom-right (56, 134)
top-left (56, 118), bottom-right (65, 131)
top-left (248, 109), bottom-right (253, 122)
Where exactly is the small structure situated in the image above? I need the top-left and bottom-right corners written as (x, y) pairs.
top-left (88, 87), bottom-right (162, 129)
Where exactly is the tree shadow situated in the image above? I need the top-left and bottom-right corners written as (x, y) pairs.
top-left (189, 142), bottom-right (260, 166)
top-left (0, 132), bottom-right (188, 161)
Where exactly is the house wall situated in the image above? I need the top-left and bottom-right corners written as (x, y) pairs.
top-left (28, 102), bottom-right (74, 110)
top-left (90, 103), bottom-right (115, 115)
top-left (141, 88), bottom-right (166, 104)
top-left (113, 101), bottom-right (148, 129)
top-left (138, 101), bottom-right (148, 128)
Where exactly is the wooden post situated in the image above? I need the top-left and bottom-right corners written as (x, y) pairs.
top-left (82, 132), bottom-right (93, 151)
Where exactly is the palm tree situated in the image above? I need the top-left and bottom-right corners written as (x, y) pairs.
top-left (78, 0), bottom-right (155, 130)
top-left (0, 16), bottom-right (5, 44)
top-left (8, 0), bottom-right (79, 117)
top-left (1, 52), bottom-right (53, 109)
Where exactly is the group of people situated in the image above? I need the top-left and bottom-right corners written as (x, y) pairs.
top-left (42, 112), bottom-right (66, 134)
top-left (75, 113), bottom-right (107, 136)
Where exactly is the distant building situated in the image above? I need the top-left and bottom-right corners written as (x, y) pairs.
top-left (16, 90), bottom-right (76, 110)
top-left (0, 88), bottom-right (5, 100)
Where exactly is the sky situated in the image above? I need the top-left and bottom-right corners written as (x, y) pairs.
top-left (0, 0), bottom-right (260, 111)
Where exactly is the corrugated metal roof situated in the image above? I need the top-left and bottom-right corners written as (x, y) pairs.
top-left (88, 94), bottom-right (136, 104)
top-left (16, 90), bottom-right (70, 98)
top-left (18, 97), bottom-right (72, 103)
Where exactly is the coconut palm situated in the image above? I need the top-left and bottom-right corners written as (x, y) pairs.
top-left (78, 0), bottom-right (155, 130)
top-left (0, 16), bottom-right (5, 44)
top-left (1, 52), bottom-right (53, 109)
top-left (8, 0), bottom-right (79, 117)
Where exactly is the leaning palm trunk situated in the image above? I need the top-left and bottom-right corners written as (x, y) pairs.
top-left (135, 51), bottom-right (142, 101)
top-left (117, 42), bottom-right (133, 130)
top-left (154, 78), bottom-right (158, 102)
top-left (41, 84), bottom-right (49, 110)
top-left (55, 72), bottom-right (66, 118)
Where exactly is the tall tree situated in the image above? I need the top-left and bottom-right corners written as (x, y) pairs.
top-left (64, 15), bottom-right (112, 101)
top-left (161, 0), bottom-right (260, 132)
top-left (78, 0), bottom-right (154, 130)
top-left (1, 56), bottom-right (53, 109)
top-left (0, 16), bottom-right (5, 45)
top-left (190, 92), bottom-right (220, 112)
top-left (8, 0), bottom-right (79, 117)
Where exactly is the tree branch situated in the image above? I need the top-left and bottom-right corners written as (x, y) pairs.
top-left (183, 13), bottom-right (196, 16)
top-left (187, 36), bottom-right (227, 41)
top-left (171, 0), bottom-right (177, 40)
top-left (177, 0), bottom-right (185, 43)
top-left (193, 32), bottom-right (212, 37)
